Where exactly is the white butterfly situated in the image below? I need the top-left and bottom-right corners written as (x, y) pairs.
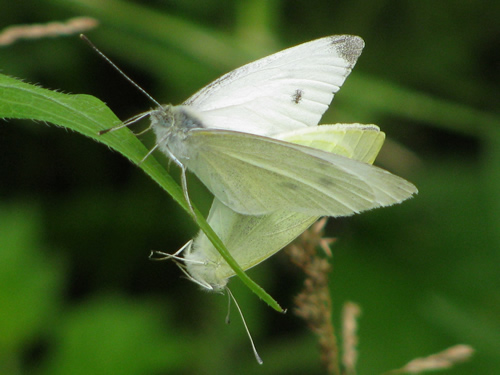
top-left (153, 124), bottom-right (392, 364)
top-left (168, 124), bottom-right (388, 292)
top-left (133, 36), bottom-right (417, 364)
top-left (146, 35), bottom-right (417, 216)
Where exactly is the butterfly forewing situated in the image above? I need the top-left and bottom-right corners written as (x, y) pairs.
top-left (183, 36), bottom-right (364, 136)
top-left (184, 129), bottom-right (416, 216)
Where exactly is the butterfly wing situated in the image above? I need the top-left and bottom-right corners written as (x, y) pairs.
top-left (185, 201), bottom-right (316, 286)
top-left (183, 35), bottom-right (364, 136)
top-left (275, 124), bottom-right (386, 164)
top-left (184, 129), bottom-right (417, 216)
top-left (186, 124), bottom-right (393, 283)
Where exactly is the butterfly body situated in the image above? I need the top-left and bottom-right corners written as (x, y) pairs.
top-left (150, 104), bottom-right (204, 161)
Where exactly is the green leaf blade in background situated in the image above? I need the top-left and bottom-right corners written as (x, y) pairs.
top-left (0, 73), bottom-right (283, 313)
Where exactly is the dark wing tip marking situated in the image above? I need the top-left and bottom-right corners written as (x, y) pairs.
top-left (330, 35), bottom-right (365, 65)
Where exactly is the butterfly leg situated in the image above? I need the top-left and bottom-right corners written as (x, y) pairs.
top-left (180, 165), bottom-right (196, 217)
top-left (140, 134), bottom-right (196, 216)
top-left (98, 110), bottom-right (151, 135)
top-left (158, 144), bottom-right (196, 217)
top-left (139, 142), bottom-right (160, 164)
top-left (149, 239), bottom-right (193, 261)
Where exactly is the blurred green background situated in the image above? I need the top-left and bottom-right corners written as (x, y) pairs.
top-left (1, 0), bottom-right (498, 374)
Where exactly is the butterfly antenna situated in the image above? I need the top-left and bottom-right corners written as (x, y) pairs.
top-left (226, 287), bottom-right (263, 365)
top-left (80, 34), bottom-right (162, 108)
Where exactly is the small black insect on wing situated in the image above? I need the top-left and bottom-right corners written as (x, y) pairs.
top-left (291, 89), bottom-right (304, 104)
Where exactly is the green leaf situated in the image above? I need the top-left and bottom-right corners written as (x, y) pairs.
top-left (0, 204), bottom-right (65, 356)
top-left (0, 73), bottom-right (284, 312)
top-left (39, 295), bottom-right (190, 375)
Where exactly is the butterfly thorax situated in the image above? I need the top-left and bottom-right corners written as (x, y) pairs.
top-left (182, 238), bottom-right (228, 293)
top-left (184, 254), bottom-right (228, 293)
top-left (150, 104), bottom-right (204, 161)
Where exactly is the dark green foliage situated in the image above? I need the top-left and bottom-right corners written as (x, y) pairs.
top-left (0, 0), bottom-right (498, 373)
